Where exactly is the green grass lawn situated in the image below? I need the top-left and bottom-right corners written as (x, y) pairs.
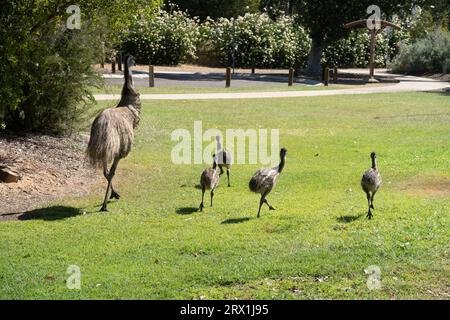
top-left (1, 92), bottom-right (449, 299)
top-left (91, 83), bottom-right (353, 94)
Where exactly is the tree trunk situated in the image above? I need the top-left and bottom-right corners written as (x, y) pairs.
top-left (306, 38), bottom-right (326, 76)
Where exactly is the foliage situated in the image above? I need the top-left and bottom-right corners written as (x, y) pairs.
top-left (165, 0), bottom-right (261, 20)
top-left (202, 12), bottom-right (310, 68)
top-left (323, 28), bottom-right (405, 68)
top-left (0, 0), bottom-right (107, 134)
top-left (263, 0), bottom-right (429, 73)
top-left (390, 28), bottom-right (450, 74)
top-left (120, 9), bottom-right (201, 65)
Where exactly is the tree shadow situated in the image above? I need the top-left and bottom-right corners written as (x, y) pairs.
top-left (0, 206), bottom-right (83, 221)
top-left (336, 214), bottom-right (364, 223)
top-left (221, 217), bottom-right (252, 224)
top-left (176, 207), bottom-right (199, 215)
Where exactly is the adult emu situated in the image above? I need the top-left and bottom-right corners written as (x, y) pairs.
top-left (361, 152), bottom-right (382, 219)
top-left (87, 54), bottom-right (141, 212)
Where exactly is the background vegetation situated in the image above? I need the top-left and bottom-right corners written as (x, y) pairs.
top-left (0, 0), bottom-right (448, 134)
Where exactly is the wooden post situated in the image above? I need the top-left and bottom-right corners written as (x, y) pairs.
top-left (149, 65), bottom-right (155, 88)
top-left (117, 53), bottom-right (122, 72)
top-left (100, 42), bottom-right (105, 68)
top-left (226, 67), bottom-right (231, 88)
top-left (112, 57), bottom-right (116, 74)
top-left (369, 29), bottom-right (376, 80)
top-left (288, 68), bottom-right (294, 86)
top-left (324, 66), bottom-right (329, 86)
top-left (251, 67), bottom-right (255, 74)
top-left (333, 66), bottom-right (338, 83)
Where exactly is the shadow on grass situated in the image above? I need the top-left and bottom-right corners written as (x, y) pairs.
top-left (0, 206), bottom-right (82, 221)
top-left (221, 217), bottom-right (252, 224)
top-left (176, 207), bottom-right (199, 215)
top-left (336, 214), bottom-right (364, 223)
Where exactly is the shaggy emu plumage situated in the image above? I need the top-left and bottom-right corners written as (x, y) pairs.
top-left (87, 54), bottom-right (141, 211)
top-left (215, 135), bottom-right (233, 187)
top-left (199, 154), bottom-right (220, 212)
top-left (361, 152), bottom-right (382, 219)
top-left (249, 148), bottom-right (287, 218)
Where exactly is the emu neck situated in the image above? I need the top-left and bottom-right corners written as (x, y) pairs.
top-left (118, 63), bottom-right (139, 109)
top-left (278, 156), bottom-right (286, 173)
top-left (216, 139), bottom-right (222, 151)
top-left (371, 157), bottom-right (377, 170)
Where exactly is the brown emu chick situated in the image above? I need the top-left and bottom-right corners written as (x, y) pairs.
top-left (216, 136), bottom-right (233, 187)
top-left (199, 155), bottom-right (220, 212)
top-left (249, 148), bottom-right (287, 218)
top-left (361, 152), bottom-right (382, 219)
top-left (87, 55), bottom-right (141, 212)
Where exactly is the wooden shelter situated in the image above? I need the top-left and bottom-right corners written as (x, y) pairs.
top-left (344, 19), bottom-right (401, 82)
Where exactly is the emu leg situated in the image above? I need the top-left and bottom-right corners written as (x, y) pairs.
top-left (366, 192), bottom-right (372, 219)
top-left (264, 198), bottom-right (275, 210)
top-left (227, 169), bottom-right (230, 187)
top-left (101, 158), bottom-right (120, 212)
top-left (257, 191), bottom-right (271, 218)
top-left (199, 187), bottom-right (205, 212)
top-left (370, 190), bottom-right (377, 210)
top-left (257, 197), bottom-right (264, 218)
top-left (210, 189), bottom-right (214, 207)
top-left (103, 163), bottom-right (120, 200)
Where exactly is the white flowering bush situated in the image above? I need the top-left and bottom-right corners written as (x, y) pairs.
top-left (202, 13), bottom-right (310, 69)
top-left (323, 28), bottom-right (406, 68)
top-left (121, 9), bottom-right (201, 65)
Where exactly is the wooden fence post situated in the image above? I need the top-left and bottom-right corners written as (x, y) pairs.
top-left (333, 66), bottom-right (338, 83)
top-left (288, 68), bottom-right (294, 86)
top-left (324, 66), bottom-right (329, 86)
top-left (149, 65), bottom-right (155, 88)
top-left (226, 67), bottom-right (231, 88)
top-left (100, 42), bottom-right (105, 68)
top-left (117, 53), bottom-right (122, 72)
top-left (112, 56), bottom-right (116, 74)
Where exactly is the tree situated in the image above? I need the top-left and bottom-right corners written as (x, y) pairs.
top-left (0, 0), bottom-right (162, 133)
top-left (263, 0), bottom-right (429, 74)
top-left (166, 0), bottom-right (260, 20)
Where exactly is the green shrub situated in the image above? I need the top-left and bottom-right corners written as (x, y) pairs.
top-left (120, 9), bottom-right (201, 65)
top-left (202, 13), bottom-right (310, 69)
top-left (0, 16), bottom-right (103, 134)
top-left (390, 29), bottom-right (450, 74)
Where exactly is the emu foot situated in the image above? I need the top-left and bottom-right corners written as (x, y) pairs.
top-left (199, 203), bottom-right (204, 212)
top-left (269, 206), bottom-right (276, 210)
top-left (366, 211), bottom-right (373, 220)
top-left (110, 191), bottom-right (121, 200)
top-left (100, 205), bottom-right (108, 212)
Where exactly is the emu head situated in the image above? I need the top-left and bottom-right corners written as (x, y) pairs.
top-left (125, 54), bottom-right (136, 68)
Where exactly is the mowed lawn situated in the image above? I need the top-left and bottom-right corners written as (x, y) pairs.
top-left (0, 92), bottom-right (449, 299)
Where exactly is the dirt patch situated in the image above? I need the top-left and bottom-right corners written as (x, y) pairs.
top-left (398, 177), bottom-right (450, 198)
top-left (0, 133), bottom-right (101, 220)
